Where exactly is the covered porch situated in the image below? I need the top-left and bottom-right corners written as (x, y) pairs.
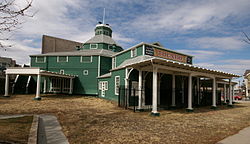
top-left (120, 57), bottom-right (239, 115)
top-left (4, 67), bottom-right (76, 100)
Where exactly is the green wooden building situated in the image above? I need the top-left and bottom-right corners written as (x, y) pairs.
top-left (4, 23), bottom-right (239, 115)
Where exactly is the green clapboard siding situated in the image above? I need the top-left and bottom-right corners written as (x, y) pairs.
top-left (98, 68), bottom-right (125, 101)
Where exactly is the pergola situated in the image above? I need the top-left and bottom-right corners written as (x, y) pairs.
top-left (4, 67), bottom-right (76, 100)
top-left (114, 56), bottom-right (240, 115)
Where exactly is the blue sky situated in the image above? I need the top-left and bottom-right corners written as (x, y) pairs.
top-left (1, 0), bottom-right (250, 77)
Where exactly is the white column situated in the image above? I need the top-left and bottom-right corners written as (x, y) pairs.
top-left (171, 74), bottom-right (176, 107)
top-left (4, 74), bottom-right (9, 97)
top-left (232, 85), bottom-right (235, 102)
top-left (43, 78), bottom-right (47, 93)
top-left (212, 77), bottom-right (216, 108)
top-left (229, 79), bottom-right (232, 106)
top-left (152, 66), bottom-right (159, 114)
top-left (35, 74), bottom-right (41, 99)
top-left (245, 79), bottom-right (249, 99)
top-left (138, 70), bottom-right (142, 109)
top-left (224, 84), bottom-right (227, 103)
top-left (69, 78), bottom-right (73, 94)
top-left (187, 74), bottom-right (193, 111)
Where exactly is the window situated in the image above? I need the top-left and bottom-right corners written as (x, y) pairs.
top-left (36, 56), bottom-right (46, 63)
top-left (83, 70), bottom-right (88, 75)
top-left (57, 56), bottom-right (68, 62)
top-left (104, 81), bottom-right (108, 90)
top-left (81, 56), bottom-right (92, 63)
top-left (112, 57), bottom-right (116, 69)
top-left (59, 69), bottom-right (64, 74)
top-left (108, 45), bottom-right (114, 50)
top-left (90, 44), bottom-right (98, 49)
top-left (115, 76), bottom-right (120, 95)
top-left (131, 48), bottom-right (137, 57)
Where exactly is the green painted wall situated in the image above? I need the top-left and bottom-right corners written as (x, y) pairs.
top-left (98, 68), bottom-right (125, 101)
top-left (31, 55), bottom-right (99, 95)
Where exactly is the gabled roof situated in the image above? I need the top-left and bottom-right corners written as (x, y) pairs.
top-left (85, 34), bottom-right (118, 45)
top-left (30, 49), bottom-right (117, 57)
top-left (112, 55), bottom-right (239, 78)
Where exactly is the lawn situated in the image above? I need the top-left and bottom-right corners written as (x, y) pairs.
top-left (1, 94), bottom-right (250, 144)
top-left (0, 116), bottom-right (33, 144)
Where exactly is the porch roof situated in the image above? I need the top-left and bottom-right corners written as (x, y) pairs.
top-left (112, 55), bottom-right (240, 78)
top-left (5, 67), bottom-right (76, 78)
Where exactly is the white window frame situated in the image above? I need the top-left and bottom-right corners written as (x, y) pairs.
top-left (90, 44), bottom-right (98, 49)
top-left (57, 56), bottom-right (68, 62)
top-left (83, 70), bottom-right (89, 75)
top-left (35, 56), bottom-right (46, 63)
top-left (131, 48), bottom-right (137, 57)
top-left (80, 56), bottom-right (92, 63)
top-left (59, 69), bottom-right (64, 74)
top-left (112, 57), bottom-right (116, 69)
top-left (115, 76), bottom-right (120, 95)
top-left (104, 81), bottom-right (108, 90)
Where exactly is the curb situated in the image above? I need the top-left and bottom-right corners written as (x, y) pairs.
top-left (28, 115), bottom-right (39, 144)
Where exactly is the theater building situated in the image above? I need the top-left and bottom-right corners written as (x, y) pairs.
top-left (4, 23), bottom-right (239, 115)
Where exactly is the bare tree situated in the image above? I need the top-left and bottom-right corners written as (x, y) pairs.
top-left (0, 0), bottom-right (34, 50)
top-left (243, 32), bottom-right (250, 44)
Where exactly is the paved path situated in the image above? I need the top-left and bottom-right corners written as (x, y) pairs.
top-left (217, 126), bottom-right (250, 144)
top-left (40, 114), bottom-right (69, 144)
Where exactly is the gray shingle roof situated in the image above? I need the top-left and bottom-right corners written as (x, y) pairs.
top-left (85, 35), bottom-right (117, 45)
top-left (30, 49), bottom-right (117, 57)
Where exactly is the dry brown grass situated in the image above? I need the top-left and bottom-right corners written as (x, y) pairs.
top-left (0, 116), bottom-right (33, 144)
top-left (1, 94), bottom-right (250, 144)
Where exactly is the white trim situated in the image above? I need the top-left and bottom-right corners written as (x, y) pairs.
top-left (57, 56), bottom-right (68, 62)
top-left (142, 44), bottom-right (145, 55)
top-left (35, 56), bottom-right (46, 63)
top-left (83, 70), bottom-right (89, 75)
top-left (115, 76), bottom-right (120, 95)
top-left (112, 57), bottom-right (116, 69)
top-left (90, 44), bottom-right (98, 49)
top-left (98, 56), bottom-right (100, 76)
top-left (80, 56), bottom-right (93, 63)
top-left (131, 48), bottom-right (137, 57)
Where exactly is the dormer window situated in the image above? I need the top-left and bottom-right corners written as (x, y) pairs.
top-left (90, 44), bottom-right (98, 49)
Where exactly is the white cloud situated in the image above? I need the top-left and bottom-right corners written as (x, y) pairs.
top-left (177, 49), bottom-right (223, 59)
top-left (131, 0), bottom-right (250, 34)
top-left (0, 40), bottom-right (40, 65)
top-left (187, 36), bottom-right (246, 50)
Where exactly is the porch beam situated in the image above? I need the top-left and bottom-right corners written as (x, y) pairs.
top-left (34, 74), bottom-right (41, 100)
top-left (151, 66), bottom-right (160, 116)
top-left (69, 78), bottom-right (73, 94)
top-left (138, 70), bottom-right (142, 109)
top-left (228, 79), bottom-right (233, 106)
top-left (186, 73), bottom-right (193, 111)
top-left (4, 74), bottom-right (9, 97)
top-left (211, 77), bottom-right (217, 108)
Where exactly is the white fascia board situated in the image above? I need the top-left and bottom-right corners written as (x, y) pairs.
top-left (6, 67), bottom-right (40, 75)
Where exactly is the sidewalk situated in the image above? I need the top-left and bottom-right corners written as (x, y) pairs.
top-left (217, 126), bottom-right (250, 144)
top-left (39, 114), bottom-right (69, 144)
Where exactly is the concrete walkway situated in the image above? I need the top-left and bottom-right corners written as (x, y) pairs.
top-left (217, 126), bottom-right (250, 144)
top-left (40, 114), bottom-right (69, 144)
top-left (0, 114), bottom-right (69, 144)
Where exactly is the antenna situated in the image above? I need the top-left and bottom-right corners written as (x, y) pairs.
top-left (102, 8), bottom-right (105, 24)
